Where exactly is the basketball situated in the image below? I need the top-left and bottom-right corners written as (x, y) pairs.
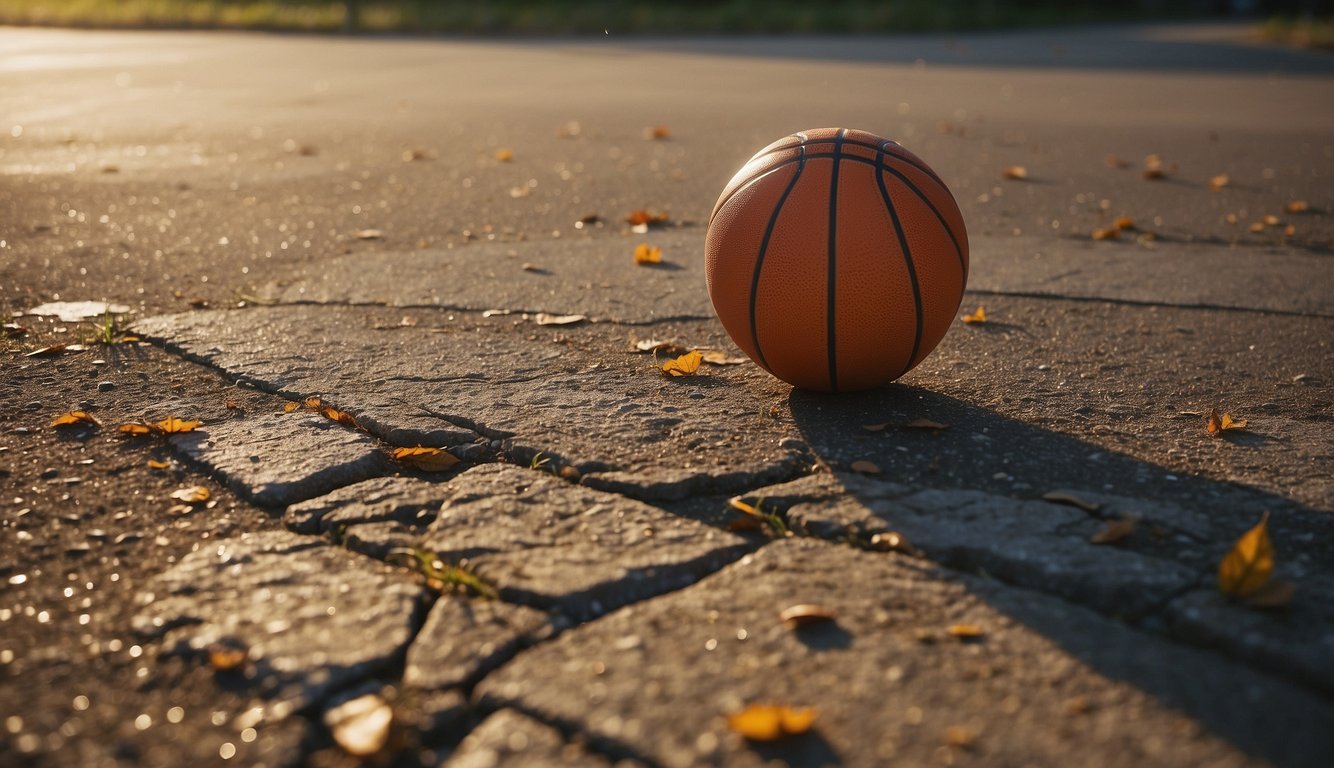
top-left (705, 128), bottom-right (969, 392)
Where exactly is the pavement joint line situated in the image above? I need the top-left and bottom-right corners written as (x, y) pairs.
top-left (965, 287), bottom-right (1334, 319)
top-left (252, 299), bottom-right (716, 326)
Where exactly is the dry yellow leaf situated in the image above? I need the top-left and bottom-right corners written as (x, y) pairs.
top-left (1218, 512), bottom-right (1273, 600)
top-left (170, 486), bottom-right (210, 503)
top-left (1263, 213), bottom-right (1281, 226)
top-left (392, 446), bottom-right (460, 473)
top-left (207, 644), bottom-right (247, 671)
top-left (634, 243), bottom-right (662, 265)
top-left (625, 209), bottom-right (669, 227)
top-left (51, 411), bottom-right (100, 428)
top-left (728, 497), bottom-right (762, 518)
top-left (947, 623), bottom-right (985, 640)
top-left (534, 313), bottom-right (586, 326)
top-left (117, 422), bottom-right (156, 437)
top-left (1113, 215), bottom-right (1135, 231)
top-left (644, 125), bottom-right (671, 140)
top-left (849, 459), bottom-right (881, 475)
top-left (494, 148), bottom-right (513, 162)
top-left (303, 396), bottom-right (323, 410)
top-left (726, 704), bottom-right (817, 741)
top-left (1092, 227), bottom-right (1120, 241)
top-left (320, 406), bottom-right (359, 428)
top-left (353, 228), bottom-right (383, 240)
top-left (779, 604), bottom-right (837, 627)
top-left (1249, 221), bottom-right (1266, 233)
top-left (1001, 165), bottom-right (1028, 180)
top-left (1206, 408), bottom-right (1247, 436)
top-left (1090, 517), bottom-right (1137, 545)
top-left (944, 725), bottom-right (978, 749)
top-left (283, 401), bottom-right (300, 413)
top-left (662, 349), bottom-right (702, 377)
top-left (1285, 200), bottom-right (1309, 214)
top-left (701, 350), bottom-right (747, 366)
top-left (961, 306), bottom-right (987, 324)
top-left (147, 459), bottom-right (171, 470)
top-left (1209, 174), bottom-right (1229, 191)
top-left (156, 417), bottom-right (202, 434)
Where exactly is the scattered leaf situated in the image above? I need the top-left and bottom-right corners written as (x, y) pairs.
top-left (534, 313), bottom-right (585, 326)
top-left (1001, 165), bottom-right (1028, 180)
top-left (155, 417), bottom-right (202, 434)
top-left (1243, 579), bottom-right (1295, 609)
top-left (861, 422), bottom-right (889, 433)
top-left (326, 693), bottom-right (394, 758)
top-left (1263, 213), bottom-right (1281, 227)
top-left (726, 704), bottom-right (817, 741)
top-left (170, 486), bottom-right (210, 504)
top-left (207, 644), bottom-right (247, 671)
top-left (1142, 167), bottom-right (1166, 180)
top-left (283, 401), bottom-right (300, 413)
top-left (944, 725), bottom-right (978, 750)
top-left (225, 400), bottom-right (245, 414)
top-left (634, 242), bottom-right (662, 265)
top-left (946, 623), bottom-right (985, 640)
top-left (1090, 517), bottom-right (1138, 545)
top-left (1248, 221), bottom-right (1266, 234)
top-left (961, 306), bottom-right (987, 325)
top-left (849, 459), bottom-right (881, 475)
top-left (701, 350), bottom-right (747, 366)
top-left (662, 349), bottom-right (702, 377)
top-left (320, 406), bottom-right (359, 428)
top-left (1218, 512), bottom-right (1273, 600)
top-left (117, 422), bottom-right (156, 437)
top-left (625, 209), bottom-right (669, 227)
top-left (521, 262), bottom-right (544, 273)
top-left (1209, 174), bottom-right (1229, 191)
top-left (1105, 154), bottom-right (1130, 169)
top-left (643, 125), bottom-right (671, 140)
top-left (1041, 490), bottom-right (1102, 512)
top-left (25, 343), bottom-right (86, 357)
top-left (353, 228), bottom-right (384, 240)
top-left (728, 497), bottom-right (762, 518)
top-left (1092, 227), bottom-right (1120, 241)
top-left (392, 446), bottom-right (460, 472)
top-left (1285, 199), bottom-right (1309, 214)
top-left (147, 459), bottom-right (171, 470)
top-left (1112, 215), bottom-right (1135, 231)
top-left (51, 411), bottom-right (101, 428)
top-left (494, 148), bottom-right (513, 162)
top-left (1284, 224), bottom-right (1296, 237)
top-left (779, 604), bottom-right (837, 627)
top-left (906, 418), bottom-right (949, 430)
top-left (1205, 408), bottom-right (1247, 437)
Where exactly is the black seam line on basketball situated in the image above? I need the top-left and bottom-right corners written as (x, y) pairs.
top-left (826, 129), bottom-right (846, 394)
top-left (748, 144), bottom-right (807, 372)
top-left (709, 151), bottom-right (952, 229)
top-left (881, 163), bottom-right (966, 278)
top-left (758, 135), bottom-right (946, 186)
top-left (876, 145), bottom-right (924, 380)
top-left (964, 289), bottom-right (1334, 320)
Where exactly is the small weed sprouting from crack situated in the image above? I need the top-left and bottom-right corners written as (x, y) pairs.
top-left (529, 451), bottom-right (551, 472)
top-left (727, 496), bottom-right (791, 539)
top-left (389, 547), bottom-right (497, 600)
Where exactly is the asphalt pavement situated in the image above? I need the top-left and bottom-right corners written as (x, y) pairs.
top-left (2, 22), bottom-right (1333, 768)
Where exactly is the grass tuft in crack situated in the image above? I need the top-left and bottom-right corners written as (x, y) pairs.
top-left (390, 547), bottom-right (497, 600)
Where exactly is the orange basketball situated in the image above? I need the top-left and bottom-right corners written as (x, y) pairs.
top-left (705, 128), bottom-right (969, 392)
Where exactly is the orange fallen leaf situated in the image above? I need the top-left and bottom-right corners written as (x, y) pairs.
top-left (947, 623), bottom-right (985, 640)
top-left (1092, 227), bottom-right (1120, 241)
top-left (1105, 154), bottom-right (1130, 169)
top-left (1248, 221), bottom-right (1266, 233)
top-left (634, 243), bottom-right (662, 265)
top-left (1001, 165), bottom-right (1027, 180)
top-left (1090, 517), bottom-right (1137, 545)
top-left (625, 209), bottom-right (669, 227)
top-left (51, 411), bottom-right (101, 428)
top-left (644, 125), bottom-right (671, 140)
top-left (283, 401), bottom-right (300, 413)
top-left (320, 406), bottom-right (359, 428)
top-left (1142, 167), bottom-right (1166, 180)
top-left (779, 604), bottom-right (837, 627)
top-left (392, 446), bottom-right (460, 472)
top-left (147, 459), bottom-right (171, 470)
top-left (662, 349), bottom-right (702, 377)
top-left (353, 229), bottom-right (384, 240)
top-left (1112, 215), bottom-right (1135, 231)
top-left (117, 422), bottom-right (156, 437)
top-left (303, 396), bottom-right (323, 410)
top-left (849, 459), bottom-right (881, 475)
top-left (1206, 408), bottom-right (1247, 437)
top-left (207, 644), bottom-right (247, 671)
top-left (1285, 200), bottom-right (1309, 214)
top-left (494, 148), bottom-right (513, 162)
top-left (1218, 512), bottom-right (1273, 600)
top-left (728, 497), bottom-right (763, 518)
top-left (1209, 174), bottom-right (1229, 191)
top-left (700, 350), bottom-right (747, 366)
top-left (944, 725), bottom-right (978, 750)
top-left (1263, 214), bottom-right (1281, 226)
top-left (961, 306), bottom-right (987, 325)
top-left (156, 417), bottom-right (202, 434)
top-left (726, 704), bottom-right (817, 741)
top-left (170, 486), bottom-right (210, 504)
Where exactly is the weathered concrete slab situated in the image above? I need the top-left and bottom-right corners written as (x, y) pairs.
top-left (262, 229), bottom-right (713, 325)
top-left (478, 538), bottom-right (1334, 768)
top-left (443, 709), bottom-right (631, 768)
top-left (284, 475), bottom-right (452, 535)
top-left (969, 234), bottom-right (1334, 316)
top-left (405, 596), bottom-right (557, 693)
top-left (751, 473), bottom-right (1200, 618)
top-left (135, 306), bottom-right (805, 500)
top-left (421, 464), bottom-right (753, 620)
top-left (133, 530), bottom-right (426, 714)
top-left (168, 410), bottom-right (393, 508)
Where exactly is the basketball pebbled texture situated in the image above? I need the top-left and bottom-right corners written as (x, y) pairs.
top-left (705, 128), bottom-right (969, 392)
